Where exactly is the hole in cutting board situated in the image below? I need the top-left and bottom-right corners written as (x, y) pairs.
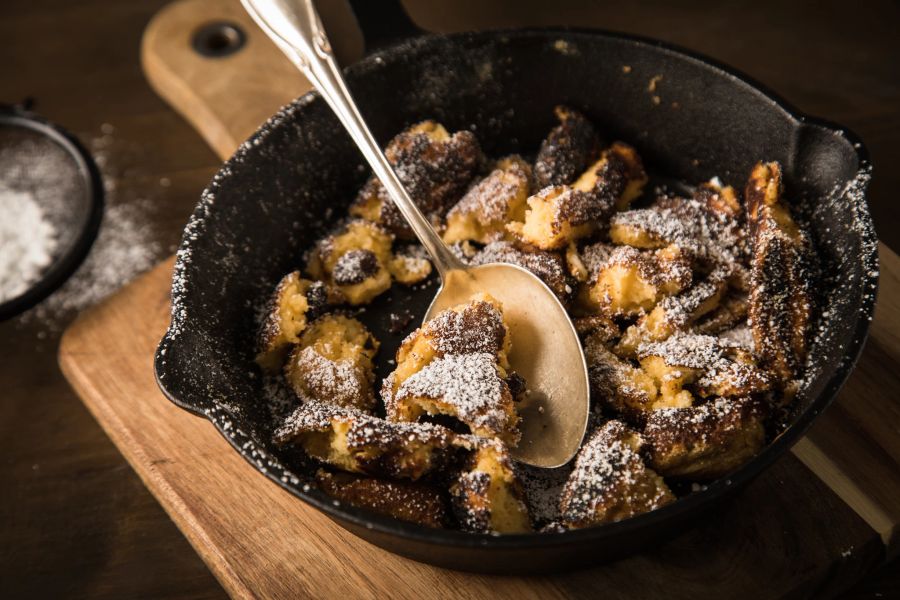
top-left (192, 22), bottom-right (246, 58)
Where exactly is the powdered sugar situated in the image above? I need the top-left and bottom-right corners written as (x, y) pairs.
top-left (396, 353), bottom-right (506, 432)
top-left (16, 123), bottom-right (163, 329)
top-left (0, 185), bottom-right (58, 301)
top-left (611, 196), bottom-right (746, 265)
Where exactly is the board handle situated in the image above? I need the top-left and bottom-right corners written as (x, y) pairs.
top-left (141, 0), bottom-right (364, 160)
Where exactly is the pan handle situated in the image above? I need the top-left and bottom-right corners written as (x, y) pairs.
top-left (346, 0), bottom-right (423, 52)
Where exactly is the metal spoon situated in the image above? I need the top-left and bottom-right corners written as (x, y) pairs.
top-left (242, 0), bottom-right (589, 467)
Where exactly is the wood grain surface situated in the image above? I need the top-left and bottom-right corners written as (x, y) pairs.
top-left (57, 246), bottom-right (900, 599)
top-left (141, 0), bottom-right (363, 158)
top-left (3, 0), bottom-right (900, 597)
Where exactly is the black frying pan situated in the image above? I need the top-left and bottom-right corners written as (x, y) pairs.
top-left (154, 19), bottom-right (877, 573)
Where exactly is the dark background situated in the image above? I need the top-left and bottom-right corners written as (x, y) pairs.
top-left (1, 0), bottom-right (898, 597)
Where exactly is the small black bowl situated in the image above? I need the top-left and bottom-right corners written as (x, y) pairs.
top-left (0, 105), bottom-right (104, 320)
top-left (154, 29), bottom-right (878, 573)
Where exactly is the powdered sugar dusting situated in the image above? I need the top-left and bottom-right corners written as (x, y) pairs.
top-left (397, 353), bottom-right (505, 433)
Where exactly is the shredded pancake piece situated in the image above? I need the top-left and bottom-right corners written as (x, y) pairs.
top-left (387, 244), bottom-right (433, 285)
top-left (507, 185), bottom-right (604, 250)
top-left (588, 244), bottom-right (692, 316)
top-left (609, 180), bottom-right (746, 266)
top-left (638, 333), bottom-right (772, 403)
top-left (388, 294), bottom-right (511, 398)
top-left (284, 314), bottom-right (379, 412)
top-left (274, 401), bottom-right (461, 480)
top-left (567, 241), bottom-right (614, 283)
top-left (616, 264), bottom-right (731, 356)
top-left (533, 106), bottom-right (600, 188)
top-left (384, 295), bottom-right (521, 445)
top-left (450, 437), bottom-right (532, 533)
top-left (443, 156), bottom-right (532, 244)
top-left (315, 469), bottom-right (449, 528)
top-left (559, 421), bottom-right (674, 528)
top-left (745, 161), bottom-right (812, 385)
top-left (392, 352), bottom-right (521, 446)
top-left (643, 397), bottom-right (765, 480)
top-left (572, 141), bottom-right (648, 212)
top-left (467, 240), bottom-right (572, 302)
top-left (350, 121), bottom-right (482, 238)
top-left (256, 272), bottom-right (330, 372)
top-left (307, 220), bottom-right (394, 305)
top-left (584, 333), bottom-right (659, 420)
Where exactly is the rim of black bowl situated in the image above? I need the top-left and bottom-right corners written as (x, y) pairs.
top-left (155, 28), bottom-right (879, 550)
top-left (0, 107), bottom-right (104, 321)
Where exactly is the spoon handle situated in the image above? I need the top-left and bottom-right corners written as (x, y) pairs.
top-left (241, 0), bottom-right (464, 278)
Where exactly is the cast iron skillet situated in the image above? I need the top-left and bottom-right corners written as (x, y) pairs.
top-left (154, 27), bottom-right (878, 573)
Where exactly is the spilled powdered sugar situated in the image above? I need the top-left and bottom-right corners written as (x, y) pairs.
top-left (796, 166), bottom-right (878, 392)
top-left (16, 123), bottom-right (163, 329)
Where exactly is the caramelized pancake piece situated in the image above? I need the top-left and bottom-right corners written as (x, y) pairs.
top-left (274, 401), bottom-right (460, 480)
top-left (533, 106), bottom-right (600, 188)
top-left (638, 333), bottom-right (772, 402)
top-left (589, 245), bottom-right (692, 316)
top-left (573, 142), bottom-right (648, 212)
top-left (307, 220), bottom-right (393, 305)
top-left (450, 438), bottom-right (531, 533)
top-left (609, 182), bottom-right (746, 265)
top-left (592, 332), bottom-right (768, 420)
top-left (584, 334), bottom-right (659, 420)
top-left (388, 245), bottom-right (432, 285)
top-left (617, 265), bottom-right (730, 356)
top-left (637, 355), bottom-right (699, 410)
top-left (350, 121), bottom-right (482, 237)
top-left (443, 156), bottom-right (532, 244)
top-left (517, 142), bottom-right (646, 253)
top-left (284, 315), bottom-right (379, 411)
top-left (507, 186), bottom-right (602, 250)
top-left (694, 292), bottom-right (749, 335)
top-left (256, 272), bottom-right (328, 372)
top-left (559, 421), bottom-right (674, 528)
top-left (468, 240), bottom-right (572, 302)
top-left (389, 294), bottom-right (511, 396)
top-left (392, 353), bottom-right (521, 445)
top-left (745, 161), bottom-right (812, 384)
top-left (573, 314), bottom-right (620, 341)
top-left (315, 470), bottom-right (448, 528)
top-left (385, 295), bottom-right (520, 444)
top-left (644, 398), bottom-right (765, 480)
top-left (567, 241), bottom-right (614, 284)
top-left (694, 178), bottom-right (742, 219)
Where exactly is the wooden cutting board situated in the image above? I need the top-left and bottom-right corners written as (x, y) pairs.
top-left (59, 1), bottom-right (900, 597)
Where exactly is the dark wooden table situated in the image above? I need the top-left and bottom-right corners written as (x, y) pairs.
top-left (1, 1), bottom-right (898, 598)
